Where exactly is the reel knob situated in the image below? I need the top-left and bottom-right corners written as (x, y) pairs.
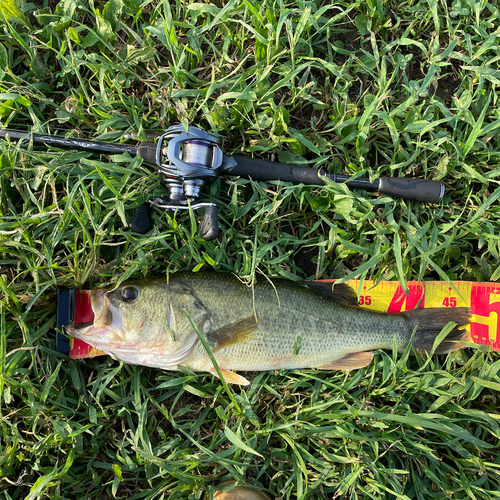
top-left (199, 205), bottom-right (219, 240)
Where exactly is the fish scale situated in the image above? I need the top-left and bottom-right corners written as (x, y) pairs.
top-left (184, 275), bottom-right (409, 372)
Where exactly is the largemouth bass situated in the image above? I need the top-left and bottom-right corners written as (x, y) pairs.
top-left (67, 273), bottom-right (471, 385)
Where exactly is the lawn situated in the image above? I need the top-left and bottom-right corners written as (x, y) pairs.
top-left (1, 0), bottom-right (500, 498)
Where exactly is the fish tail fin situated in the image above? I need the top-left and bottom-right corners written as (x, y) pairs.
top-left (401, 307), bottom-right (471, 354)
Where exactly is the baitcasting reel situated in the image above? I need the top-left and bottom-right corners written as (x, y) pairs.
top-left (0, 125), bottom-right (446, 240)
top-left (149, 125), bottom-right (237, 240)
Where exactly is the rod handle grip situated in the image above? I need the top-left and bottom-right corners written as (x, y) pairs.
top-left (229, 155), bottom-right (320, 184)
top-left (378, 177), bottom-right (445, 203)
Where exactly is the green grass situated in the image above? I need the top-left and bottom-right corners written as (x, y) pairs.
top-left (1, 0), bottom-right (500, 498)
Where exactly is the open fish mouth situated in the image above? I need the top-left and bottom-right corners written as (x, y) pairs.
top-left (67, 318), bottom-right (201, 371)
top-left (68, 288), bottom-right (125, 342)
top-left (71, 321), bottom-right (93, 329)
top-left (66, 322), bottom-right (124, 343)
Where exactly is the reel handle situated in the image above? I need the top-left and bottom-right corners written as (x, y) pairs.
top-left (130, 203), bottom-right (153, 234)
top-left (150, 198), bottom-right (220, 241)
top-left (199, 205), bottom-right (219, 241)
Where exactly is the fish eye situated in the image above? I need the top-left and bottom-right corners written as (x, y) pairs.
top-left (121, 286), bottom-right (139, 303)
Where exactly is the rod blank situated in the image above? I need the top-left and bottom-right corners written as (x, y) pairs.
top-left (0, 129), bottom-right (138, 156)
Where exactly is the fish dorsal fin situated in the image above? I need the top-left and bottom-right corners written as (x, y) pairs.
top-left (302, 281), bottom-right (359, 306)
top-left (212, 369), bottom-right (251, 386)
top-left (207, 316), bottom-right (258, 352)
top-left (315, 351), bottom-right (374, 371)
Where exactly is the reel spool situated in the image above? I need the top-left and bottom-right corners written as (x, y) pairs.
top-left (156, 125), bottom-right (224, 202)
top-left (152, 125), bottom-right (227, 240)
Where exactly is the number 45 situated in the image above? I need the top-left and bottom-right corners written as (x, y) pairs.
top-left (443, 297), bottom-right (457, 307)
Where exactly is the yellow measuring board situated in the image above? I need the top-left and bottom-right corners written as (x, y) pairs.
top-left (68, 280), bottom-right (500, 359)
top-left (344, 280), bottom-right (500, 350)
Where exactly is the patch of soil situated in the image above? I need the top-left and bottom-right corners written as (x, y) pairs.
top-left (407, 56), bottom-right (461, 104)
top-left (294, 247), bottom-right (318, 276)
top-left (333, 25), bottom-right (361, 65)
top-left (432, 72), bottom-right (461, 105)
top-left (407, 58), bottom-right (425, 81)
top-left (289, 103), bottom-right (327, 130)
top-left (343, 252), bottom-right (365, 272)
top-left (348, 79), bottom-right (362, 103)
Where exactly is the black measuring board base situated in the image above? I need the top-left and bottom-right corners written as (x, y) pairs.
top-left (56, 288), bottom-right (75, 356)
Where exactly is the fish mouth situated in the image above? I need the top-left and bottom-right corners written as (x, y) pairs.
top-left (71, 321), bottom-right (93, 330)
top-left (66, 322), bottom-right (119, 341)
top-left (90, 289), bottom-right (110, 326)
top-left (68, 288), bottom-right (125, 343)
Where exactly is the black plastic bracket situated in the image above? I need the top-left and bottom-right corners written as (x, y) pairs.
top-left (56, 288), bottom-right (75, 355)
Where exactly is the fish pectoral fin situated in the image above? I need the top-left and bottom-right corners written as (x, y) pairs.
top-left (315, 351), bottom-right (374, 371)
top-left (207, 316), bottom-right (258, 352)
top-left (211, 369), bottom-right (250, 386)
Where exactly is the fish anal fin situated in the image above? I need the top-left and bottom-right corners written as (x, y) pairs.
top-left (207, 316), bottom-right (258, 352)
top-left (316, 351), bottom-right (374, 371)
top-left (212, 369), bottom-right (250, 386)
top-left (304, 281), bottom-right (359, 306)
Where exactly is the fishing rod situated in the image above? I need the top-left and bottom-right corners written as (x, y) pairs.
top-left (0, 125), bottom-right (445, 240)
